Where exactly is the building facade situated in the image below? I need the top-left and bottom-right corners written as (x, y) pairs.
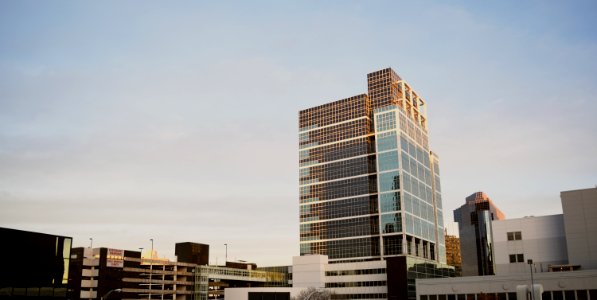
top-left (492, 215), bottom-right (568, 275)
top-left (453, 192), bottom-right (505, 276)
top-left (417, 187), bottom-right (597, 300)
top-left (68, 243), bottom-right (289, 300)
top-left (561, 187), bottom-right (597, 270)
top-left (416, 269), bottom-right (597, 300)
top-left (227, 254), bottom-right (454, 300)
top-left (296, 68), bottom-right (455, 300)
top-left (0, 227), bottom-right (72, 299)
top-left (69, 247), bottom-right (197, 300)
top-left (299, 68), bottom-right (447, 264)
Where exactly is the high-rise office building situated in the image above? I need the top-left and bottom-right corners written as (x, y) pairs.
top-left (299, 68), bottom-right (447, 264)
top-left (453, 192), bottom-right (505, 276)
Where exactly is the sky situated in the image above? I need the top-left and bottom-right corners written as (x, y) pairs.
top-left (1, 1), bottom-right (596, 266)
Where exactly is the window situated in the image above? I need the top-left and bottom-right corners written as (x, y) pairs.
top-left (507, 231), bottom-right (522, 241)
top-left (509, 253), bottom-right (525, 263)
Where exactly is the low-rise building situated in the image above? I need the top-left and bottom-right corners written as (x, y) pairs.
top-left (69, 247), bottom-right (197, 300)
top-left (0, 227), bottom-right (72, 299)
top-left (416, 269), bottom-right (597, 300)
top-left (68, 242), bottom-right (290, 300)
top-left (417, 187), bottom-right (597, 300)
top-left (226, 254), bottom-right (454, 300)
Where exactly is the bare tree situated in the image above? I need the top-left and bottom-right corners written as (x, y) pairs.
top-left (293, 287), bottom-right (333, 300)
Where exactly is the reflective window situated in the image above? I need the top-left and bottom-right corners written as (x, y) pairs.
top-left (402, 153), bottom-right (411, 173)
top-left (300, 237), bottom-right (380, 259)
top-left (377, 131), bottom-right (398, 152)
top-left (404, 192), bottom-right (413, 213)
top-left (383, 235), bottom-right (403, 255)
top-left (380, 192), bottom-right (400, 213)
top-left (379, 171), bottom-right (400, 192)
top-left (405, 214), bottom-right (414, 234)
top-left (375, 111), bottom-right (396, 132)
top-left (300, 216), bottom-right (379, 241)
top-left (378, 151), bottom-right (399, 171)
top-left (381, 213), bottom-right (402, 233)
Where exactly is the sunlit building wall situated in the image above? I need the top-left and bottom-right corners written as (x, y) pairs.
top-left (561, 187), bottom-right (597, 270)
top-left (299, 68), bottom-right (446, 264)
top-left (298, 68), bottom-right (452, 300)
top-left (492, 214), bottom-right (568, 275)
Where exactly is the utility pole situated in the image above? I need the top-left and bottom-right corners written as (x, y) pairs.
top-left (528, 259), bottom-right (535, 300)
top-left (149, 239), bottom-right (154, 300)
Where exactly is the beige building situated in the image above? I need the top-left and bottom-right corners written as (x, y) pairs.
top-left (561, 187), bottom-right (597, 270)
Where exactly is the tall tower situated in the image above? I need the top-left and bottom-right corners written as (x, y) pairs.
top-left (299, 68), bottom-right (447, 264)
top-left (453, 191), bottom-right (505, 276)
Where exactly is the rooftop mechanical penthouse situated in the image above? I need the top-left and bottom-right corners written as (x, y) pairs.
top-left (299, 68), bottom-right (447, 264)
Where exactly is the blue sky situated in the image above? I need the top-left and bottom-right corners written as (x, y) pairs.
top-left (1, 1), bottom-right (596, 265)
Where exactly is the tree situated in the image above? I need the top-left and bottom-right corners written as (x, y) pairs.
top-left (293, 287), bottom-right (333, 300)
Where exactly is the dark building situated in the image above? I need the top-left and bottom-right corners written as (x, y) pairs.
top-left (453, 192), bottom-right (505, 276)
top-left (176, 242), bottom-right (210, 265)
top-left (386, 256), bottom-right (454, 300)
top-left (0, 227), bottom-right (72, 299)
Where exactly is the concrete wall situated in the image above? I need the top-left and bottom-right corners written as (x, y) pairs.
top-left (226, 287), bottom-right (303, 300)
top-left (492, 215), bottom-right (568, 275)
top-left (416, 269), bottom-right (597, 298)
top-left (291, 255), bottom-right (327, 288)
top-left (561, 187), bottom-right (597, 270)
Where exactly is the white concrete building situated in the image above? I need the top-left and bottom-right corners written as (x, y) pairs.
top-left (416, 269), bottom-right (597, 300)
top-left (226, 255), bottom-right (453, 300)
top-left (492, 214), bottom-right (568, 275)
top-left (416, 187), bottom-right (597, 300)
top-left (226, 255), bottom-right (390, 300)
top-left (561, 188), bottom-right (597, 270)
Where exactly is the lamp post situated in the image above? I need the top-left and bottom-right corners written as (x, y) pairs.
top-left (101, 288), bottom-right (121, 300)
top-left (149, 239), bottom-right (153, 300)
top-left (224, 243), bottom-right (228, 265)
top-left (528, 259), bottom-right (535, 300)
top-left (89, 238), bottom-right (94, 300)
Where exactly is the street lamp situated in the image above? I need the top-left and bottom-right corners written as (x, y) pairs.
top-left (528, 259), bottom-right (535, 300)
top-left (101, 288), bottom-right (121, 300)
top-left (149, 239), bottom-right (154, 300)
top-left (224, 243), bottom-right (228, 264)
top-left (89, 237), bottom-right (93, 248)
